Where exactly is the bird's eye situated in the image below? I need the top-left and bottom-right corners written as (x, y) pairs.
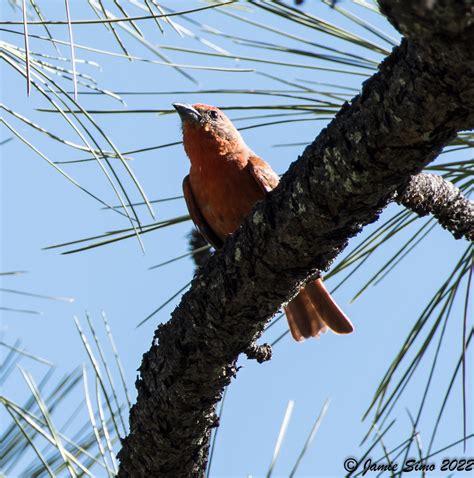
top-left (209, 110), bottom-right (219, 120)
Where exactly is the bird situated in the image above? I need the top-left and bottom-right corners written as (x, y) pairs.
top-left (173, 102), bottom-right (354, 341)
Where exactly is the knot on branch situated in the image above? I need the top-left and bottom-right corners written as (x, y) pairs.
top-left (244, 342), bottom-right (273, 363)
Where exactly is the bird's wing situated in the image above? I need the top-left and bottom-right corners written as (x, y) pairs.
top-left (247, 155), bottom-right (280, 193)
top-left (183, 175), bottom-right (224, 250)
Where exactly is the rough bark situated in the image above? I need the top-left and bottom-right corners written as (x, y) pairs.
top-left (118, 2), bottom-right (474, 476)
top-left (397, 173), bottom-right (474, 241)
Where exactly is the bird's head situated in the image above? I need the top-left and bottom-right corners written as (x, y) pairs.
top-left (173, 103), bottom-right (245, 160)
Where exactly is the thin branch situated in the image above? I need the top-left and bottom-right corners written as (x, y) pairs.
top-left (397, 173), bottom-right (473, 241)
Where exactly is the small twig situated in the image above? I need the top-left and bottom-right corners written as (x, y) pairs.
top-left (245, 342), bottom-right (272, 363)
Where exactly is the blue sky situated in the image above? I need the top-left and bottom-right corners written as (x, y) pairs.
top-left (1, 1), bottom-right (472, 477)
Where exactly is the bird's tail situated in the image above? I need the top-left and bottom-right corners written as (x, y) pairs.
top-left (284, 278), bottom-right (354, 342)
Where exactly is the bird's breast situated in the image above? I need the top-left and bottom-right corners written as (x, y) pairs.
top-left (189, 158), bottom-right (264, 240)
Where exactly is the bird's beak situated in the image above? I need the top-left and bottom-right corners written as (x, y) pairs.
top-left (173, 103), bottom-right (202, 123)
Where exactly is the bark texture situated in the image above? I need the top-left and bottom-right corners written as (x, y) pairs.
top-left (397, 173), bottom-right (474, 241)
top-left (118, 2), bottom-right (474, 476)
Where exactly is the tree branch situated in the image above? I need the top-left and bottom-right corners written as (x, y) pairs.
top-left (118, 2), bottom-right (474, 476)
top-left (396, 173), bottom-right (473, 241)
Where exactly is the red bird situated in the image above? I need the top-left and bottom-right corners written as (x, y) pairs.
top-left (174, 103), bottom-right (354, 341)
